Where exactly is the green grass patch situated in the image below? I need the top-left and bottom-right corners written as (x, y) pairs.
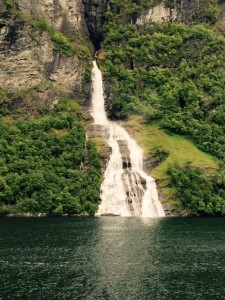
top-left (34, 19), bottom-right (92, 58)
top-left (34, 19), bottom-right (74, 55)
top-left (55, 98), bottom-right (81, 114)
top-left (125, 115), bottom-right (218, 208)
top-left (125, 116), bottom-right (218, 180)
top-left (5, 0), bottom-right (13, 8)
top-left (89, 137), bottom-right (109, 158)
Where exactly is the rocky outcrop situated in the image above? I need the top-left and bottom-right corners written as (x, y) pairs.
top-left (86, 120), bottom-right (112, 174)
top-left (136, 0), bottom-right (201, 25)
top-left (177, 0), bottom-right (200, 22)
top-left (14, 0), bottom-right (88, 35)
top-left (117, 140), bottom-right (132, 169)
top-left (0, 0), bottom-right (90, 110)
top-left (161, 203), bottom-right (180, 216)
top-left (82, 0), bottom-right (108, 50)
top-left (136, 3), bottom-right (178, 25)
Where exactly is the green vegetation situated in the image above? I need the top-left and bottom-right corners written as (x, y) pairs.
top-left (84, 63), bottom-right (93, 83)
top-left (99, 0), bottom-right (225, 214)
top-left (126, 116), bottom-right (218, 208)
top-left (169, 164), bottom-right (225, 216)
top-left (0, 99), bottom-right (101, 216)
top-left (0, 85), bottom-right (45, 116)
top-left (126, 116), bottom-right (218, 179)
top-left (101, 22), bottom-right (225, 157)
top-left (35, 19), bottom-right (73, 54)
top-left (1, 2), bottom-right (92, 58)
top-left (34, 19), bottom-right (92, 58)
top-left (0, 89), bottom-right (11, 116)
top-left (5, 0), bottom-right (13, 8)
top-left (192, 0), bottom-right (219, 24)
top-left (101, 1), bottom-right (225, 160)
top-left (2, 0), bottom-right (225, 216)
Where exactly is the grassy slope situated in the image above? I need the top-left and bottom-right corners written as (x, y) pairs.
top-left (126, 116), bottom-right (218, 179)
top-left (125, 116), bottom-right (218, 206)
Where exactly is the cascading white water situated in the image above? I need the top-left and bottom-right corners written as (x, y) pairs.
top-left (91, 61), bottom-right (165, 217)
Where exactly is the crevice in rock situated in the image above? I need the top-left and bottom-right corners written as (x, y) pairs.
top-left (4, 19), bottom-right (24, 45)
top-left (82, 0), bottom-right (108, 51)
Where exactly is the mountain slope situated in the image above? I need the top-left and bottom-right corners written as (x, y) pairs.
top-left (0, 0), bottom-right (101, 215)
top-left (98, 0), bottom-right (225, 215)
top-left (1, 0), bottom-right (225, 216)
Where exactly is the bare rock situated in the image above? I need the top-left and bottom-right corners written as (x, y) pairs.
top-left (14, 0), bottom-right (88, 35)
top-left (162, 203), bottom-right (180, 216)
top-left (117, 140), bottom-right (132, 169)
top-left (0, 1), bottom-right (89, 110)
top-left (136, 3), bottom-right (178, 25)
top-left (136, 0), bottom-right (203, 26)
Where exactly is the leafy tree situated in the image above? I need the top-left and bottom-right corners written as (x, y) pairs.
top-left (0, 99), bottom-right (101, 215)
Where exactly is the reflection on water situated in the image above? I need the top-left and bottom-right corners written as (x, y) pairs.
top-left (1, 217), bottom-right (225, 299)
top-left (90, 217), bottom-right (162, 300)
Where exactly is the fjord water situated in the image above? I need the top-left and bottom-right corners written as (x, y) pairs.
top-left (1, 217), bottom-right (225, 300)
top-left (91, 61), bottom-right (164, 217)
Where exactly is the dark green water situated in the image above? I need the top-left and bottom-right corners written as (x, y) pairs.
top-left (1, 217), bottom-right (225, 300)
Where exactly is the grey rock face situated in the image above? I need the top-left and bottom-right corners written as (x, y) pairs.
top-left (136, 3), bottom-right (178, 25)
top-left (0, 0), bottom-right (89, 110)
top-left (82, 0), bottom-right (108, 49)
top-left (14, 0), bottom-right (88, 34)
top-left (117, 140), bottom-right (132, 169)
top-left (179, 0), bottom-right (200, 21)
top-left (136, 0), bottom-right (201, 25)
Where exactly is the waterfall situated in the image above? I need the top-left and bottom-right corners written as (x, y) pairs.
top-left (91, 61), bottom-right (165, 217)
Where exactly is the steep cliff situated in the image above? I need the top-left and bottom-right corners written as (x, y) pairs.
top-left (97, 0), bottom-right (225, 216)
top-left (0, 0), bottom-right (102, 216)
top-left (136, 3), bottom-right (178, 25)
top-left (14, 0), bottom-right (87, 33)
top-left (82, 0), bottom-right (108, 50)
top-left (1, 0), bottom-right (225, 216)
top-left (0, 0), bottom-right (92, 111)
top-left (137, 0), bottom-right (219, 25)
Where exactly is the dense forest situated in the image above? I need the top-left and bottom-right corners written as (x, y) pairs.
top-left (98, 0), bottom-right (225, 215)
top-left (0, 98), bottom-right (101, 216)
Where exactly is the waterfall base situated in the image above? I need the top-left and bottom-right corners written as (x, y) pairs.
top-left (90, 61), bottom-right (165, 218)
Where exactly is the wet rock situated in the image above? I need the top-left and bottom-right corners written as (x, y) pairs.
top-left (88, 124), bottom-right (110, 139)
top-left (143, 155), bottom-right (163, 174)
top-left (117, 140), bottom-right (132, 170)
top-left (140, 177), bottom-right (147, 190)
top-left (100, 213), bottom-right (120, 216)
top-left (86, 121), bottom-right (112, 175)
top-left (162, 203), bottom-right (179, 216)
top-left (82, 0), bottom-right (108, 50)
top-left (121, 170), bottom-right (144, 216)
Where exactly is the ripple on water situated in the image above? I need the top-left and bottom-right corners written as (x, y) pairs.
top-left (1, 217), bottom-right (225, 299)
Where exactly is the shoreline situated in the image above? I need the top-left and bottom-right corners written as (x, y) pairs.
top-left (0, 212), bottom-right (91, 218)
top-left (1, 213), bottom-right (222, 218)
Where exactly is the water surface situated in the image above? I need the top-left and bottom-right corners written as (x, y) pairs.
top-left (1, 217), bottom-right (225, 299)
